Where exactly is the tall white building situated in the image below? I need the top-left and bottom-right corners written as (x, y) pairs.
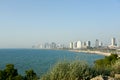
top-left (111, 37), bottom-right (117, 46)
top-left (99, 42), bottom-right (103, 47)
top-left (73, 41), bottom-right (77, 49)
top-left (69, 42), bottom-right (73, 49)
top-left (81, 42), bottom-right (86, 49)
top-left (77, 41), bottom-right (82, 49)
top-left (95, 39), bottom-right (99, 48)
top-left (109, 37), bottom-right (117, 49)
top-left (86, 41), bottom-right (91, 48)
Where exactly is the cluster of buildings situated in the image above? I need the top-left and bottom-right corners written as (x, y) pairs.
top-left (33, 37), bottom-right (119, 50)
top-left (69, 41), bottom-right (91, 49)
top-left (69, 37), bottom-right (118, 50)
top-left (32, 42), bottom-right (67, 49)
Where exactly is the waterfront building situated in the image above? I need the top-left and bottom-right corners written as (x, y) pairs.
top-left (56, 44), bottom-right (61, 49)
top-left (39, 44), bottom-right (44, 49)
top-left (95, 39), bottom-right (99, 48)
top-left (51, 42), bottom-right (57, 49)
top-left (99, 42), bottom-right (103, 47)
top-left (44, 43), bottom-right (50, 49)
top-left (73, 41), bottom-right (77, 49)
top-left (86, 41), bottom-right (91, 48)
top-left (77, 41), bottom-right (82, 49)
top-left (82, 42), bottom-right (87, 49)
top-left (111, 37), bottom-right (117, 46)
top-left (109, 37), bottom-right (118, 49)
top-left (70, 42), bottom-right (73, 49)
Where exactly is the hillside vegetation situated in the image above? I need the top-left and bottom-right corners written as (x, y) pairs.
top-left (41, 54), bottom-right (120, 80)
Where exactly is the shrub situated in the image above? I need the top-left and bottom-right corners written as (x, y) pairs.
top-left (112, 59), bottom-right (120, 74)
top-left (94, 54), bottom-right (118, 76)
top-left (41, 61), bottom-right (97, 80)
top-left (24, 69), bottom-right (38, 80)
top-left (94, 54), bottom-right (118, 68)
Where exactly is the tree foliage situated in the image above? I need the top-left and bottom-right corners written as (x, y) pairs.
top-left (94, 54), bottom-right (118, 67)
top-left (0, 64), bottom-right (37, 80)
top-left (4, 64), bottom-right (18, 80)
top-left (24, 69), bottom-right (38, 80)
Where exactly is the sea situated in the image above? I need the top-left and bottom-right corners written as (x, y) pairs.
top-left (0, 49), bottom-right (104, 77)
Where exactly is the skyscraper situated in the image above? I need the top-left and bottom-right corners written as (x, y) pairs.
top-left (86, 41), bottom-right (91, 48)
top-left (99, 42), bottom-right (103, 47)
top-left (73, 41), bottom-right (77, 49)
top-left (51, 42), bottom-right (57, 49)
top-left (77, 41), bottom-right (82, 49)
top-left (70, 42), bottom-right (73, 49)
top-left (108, 37), bottom-right (118, 49)
top-left (95, 39), bottom-right (99, 48)
top-left (111, 37), bottom-right (117, 46)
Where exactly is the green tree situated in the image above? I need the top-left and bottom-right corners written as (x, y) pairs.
top-left (0, 70), bottom-right (5, 80)
top-left (24, 69), bottom-right (37, 80)
top-left (14, 75), bottom-right (23, 80)
top-left (4, 64), bottom-right (18, 80)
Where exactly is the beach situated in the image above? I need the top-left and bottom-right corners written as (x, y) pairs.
top-left (69, 50), bottom-right (111, 56)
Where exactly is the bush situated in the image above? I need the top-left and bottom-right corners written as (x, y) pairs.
top-left (0, 64), bottom-right (37, 80)
top-left (94, 54), bottom-right (118, 76)
top-left (94, 54), bottom-right (118, 68)
top-left (41, 61), bottom-right (98, 80)
top-left (24, 69), bottom-right (38, 80)
top-left (4, 64), bottom-right (19, 80)
top-left (112, 59), bottom-right (120, 74)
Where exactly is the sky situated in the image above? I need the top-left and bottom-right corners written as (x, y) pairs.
top-left (0, 0), bottom-right (120, 48)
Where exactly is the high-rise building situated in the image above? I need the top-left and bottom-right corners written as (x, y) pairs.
top-left (111, 37), bottom-right (117, 46)
top-left (95, 39), bottom-right (99, 48)
top-left (82, 42), bottom-right (87, 49)
top-left (51, 42), bottom-right (57, 49)
top-left (86, 41), bottom-right (91, 48)
top-left (109, 37), bottom-right (117, 49)
top-left (77, 41), bottom-right (82, 49)
top-left (70, 42), bottom-right (73, 49)
top-left (99, 42), bottom-right (103, 47)
top-left (44, 43), bottom-right (50, 49)
top-left (73, 41), bottom-right (77, 49)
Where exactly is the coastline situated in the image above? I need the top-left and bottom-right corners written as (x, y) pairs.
top-left (69, 50), bottom-right (111, 56)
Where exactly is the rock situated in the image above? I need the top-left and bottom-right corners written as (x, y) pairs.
top-left (107, 76), bottom-right (115, 80)
top-left (91, 75), bottom-right (115, 80)
top-left (115, 74), bottom-right (120, 79)
top-left (91, 75), bottom-right (104, 80)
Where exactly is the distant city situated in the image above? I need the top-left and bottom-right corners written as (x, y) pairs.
top-left (32, 37), bottom-right (120, 50)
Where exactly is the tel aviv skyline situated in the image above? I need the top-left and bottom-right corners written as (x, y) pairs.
top-left (0, 0), bottom-right (120, 48)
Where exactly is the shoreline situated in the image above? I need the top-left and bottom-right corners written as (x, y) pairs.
top-left (69, 50), bottom-right (111, 56)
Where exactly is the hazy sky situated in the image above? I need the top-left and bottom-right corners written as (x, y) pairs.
top-left (0, 0), bottom-right (120, 48)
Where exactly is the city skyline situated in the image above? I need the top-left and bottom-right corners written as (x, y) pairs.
top-left (0, 0), bottom-right (120, 48)
top-left (34, 37), bottom-right (119, 49)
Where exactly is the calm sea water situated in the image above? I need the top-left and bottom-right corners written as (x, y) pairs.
top-left (0, 49), bottom-right (104, 76)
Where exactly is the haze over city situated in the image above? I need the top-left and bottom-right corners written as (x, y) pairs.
top-left (0, 0), bottom-right (120, 48)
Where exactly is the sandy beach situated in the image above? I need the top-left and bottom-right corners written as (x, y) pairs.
top-left (69, 50), bottom-right (111, 56)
